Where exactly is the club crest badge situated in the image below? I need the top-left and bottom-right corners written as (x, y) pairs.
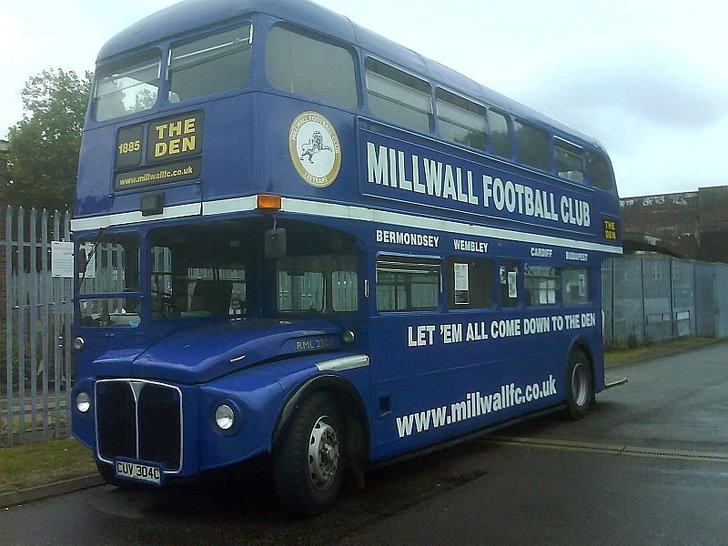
top-left (288, 111), bottom-right (341, 188)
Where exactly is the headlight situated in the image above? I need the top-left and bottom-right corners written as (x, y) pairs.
top-left (73, 337), bottom-right (86, 351)
top-left (76, 392), bottom-right (91, 413)
top-left (214, 404), bottom-right (235, 430)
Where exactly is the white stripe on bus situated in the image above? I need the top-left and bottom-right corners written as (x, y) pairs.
top-left (71, 197), bottom-right (622, 255)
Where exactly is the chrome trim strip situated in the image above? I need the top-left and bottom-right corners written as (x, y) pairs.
top-left (315, 354), bottom-right (370, 372)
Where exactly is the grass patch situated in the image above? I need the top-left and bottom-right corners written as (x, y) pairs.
top-left (605, 337), bottom-right (717, 367)
top-left (0, 438), bottom-right (95, 494)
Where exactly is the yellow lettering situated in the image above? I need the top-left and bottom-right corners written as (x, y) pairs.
top-left (169, 121), bottom-right (183, 137)
top-left (183, 117), bottom-right (196, 134)
top-left (155, 142), bottom-right (167, 158)
top-left (155, 125), bottom-right (167, 139)
top-left (168, 139), bottom-right (180, 155)
top-left (181, 136), bottom-right (196, 153)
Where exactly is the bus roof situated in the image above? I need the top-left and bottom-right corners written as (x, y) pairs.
top-left (98, 0), bottom-right (601, 149)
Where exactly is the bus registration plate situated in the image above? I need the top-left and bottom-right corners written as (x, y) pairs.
top-left (115, 460), bottom-right (163, 485)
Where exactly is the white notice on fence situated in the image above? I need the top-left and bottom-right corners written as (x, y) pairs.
top-left (51, 241), bottom-right (74, 278)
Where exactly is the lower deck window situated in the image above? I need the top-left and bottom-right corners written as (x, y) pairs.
top-left (448, 258), bottom-right (494, 309)
top-left (525, 265), bottom-right (559, 306)
top-left (562, 267), bottom-right (589, 305)
top-left (377, 257), bottom-right (440, 311)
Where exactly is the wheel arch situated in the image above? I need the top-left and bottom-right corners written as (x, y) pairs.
top-left (272, 373), bottom-right (371, 474)
top-left (567, 337), bottom-right (595, 377)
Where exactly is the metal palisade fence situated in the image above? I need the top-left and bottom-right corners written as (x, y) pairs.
top-left (1, 206), bottom-right (72, 447)
top-left (602, 255), bottom-right (728, 346)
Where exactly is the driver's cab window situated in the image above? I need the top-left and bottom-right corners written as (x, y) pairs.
top-left (151, 244), bottom-right (247, 318)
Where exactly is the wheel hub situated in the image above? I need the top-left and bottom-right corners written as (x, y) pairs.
top-left (308, 416), bottom-right (340, 491)
top-left (571, 362), bottom-right (589, 406)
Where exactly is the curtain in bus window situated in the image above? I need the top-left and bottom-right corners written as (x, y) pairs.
top-left (376, 257), bottom-right (440, 312)
top-left (332, 270), bottom-right (358, 311)
top-left (265, 26), bottom-right (358, 108)
top-left (169, 24), bottom-right (252, 102)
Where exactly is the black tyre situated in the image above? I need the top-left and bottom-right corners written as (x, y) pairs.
top-left (565, 349), bottom-right (594, 420)
top-left (273, 393), bottom-right (345, 515)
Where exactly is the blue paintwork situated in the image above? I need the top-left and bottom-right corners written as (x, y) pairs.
top-left (131, 319), bottom-right (342, 383)
top-left (72, 0), bottom-right (621, 481)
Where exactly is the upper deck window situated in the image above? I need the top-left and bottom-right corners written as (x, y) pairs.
top-left (555, 138), bottom-right (584, 183)
top-left (435, 88), bottom-right (487, 150)
top-left (266, 26), bottom-right (357, 108)
top-left (169, 24), bottom-right (253, 102)
top-left (515, 121), bottom-right (551, 172)
top-left (586, 150), bottom-right (615, 191)
top-left (94, 52), bottom-right (160, 122)
top-left (489, 110), bottom-right (512, 159)
top-left (365, 58), bottom-right (432, 133)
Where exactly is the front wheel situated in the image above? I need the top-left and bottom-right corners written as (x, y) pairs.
top-left (565, 349), bottom-right (594, 420)
top-left (273, 393), bottom-right (345, 515)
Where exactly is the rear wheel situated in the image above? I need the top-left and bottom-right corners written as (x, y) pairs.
top-left (273, 393), bottom-right (345, 515)
top-left (565, 349), bottom-right (594, 420)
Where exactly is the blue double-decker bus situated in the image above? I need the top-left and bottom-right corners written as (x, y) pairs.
top-left (71, 0), bottom-right (622, 514)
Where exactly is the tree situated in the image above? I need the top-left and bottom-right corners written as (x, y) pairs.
top-left (2, 69), bottom-right (92, 211)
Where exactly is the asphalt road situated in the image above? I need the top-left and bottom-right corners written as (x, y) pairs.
top-left (2, 342), bottom-right (728, 545)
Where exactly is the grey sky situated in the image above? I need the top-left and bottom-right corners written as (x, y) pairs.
top-left (2, 0), bottom-right (726, 198)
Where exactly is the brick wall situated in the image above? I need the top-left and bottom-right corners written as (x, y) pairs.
top-left (620, 186), bottom-right (728, 263)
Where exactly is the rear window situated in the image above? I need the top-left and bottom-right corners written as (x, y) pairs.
top-left (586, 150), bottom-right (615, 190)
top-left (169, 24), bottom-right (253, 102)
top-left (94, 52), bottom-right (160, 122)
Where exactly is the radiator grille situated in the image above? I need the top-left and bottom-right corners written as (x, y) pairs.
top-left (96, 380), bottom-right (183, 472)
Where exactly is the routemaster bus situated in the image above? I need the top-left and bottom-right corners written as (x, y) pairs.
top-left (71, 0), bottom-right (622, 514)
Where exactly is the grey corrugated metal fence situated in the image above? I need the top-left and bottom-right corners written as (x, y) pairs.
top-left (1, 206), bottom-right (72, 447)
top-left (602, 255), bottom-right (728, 346)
